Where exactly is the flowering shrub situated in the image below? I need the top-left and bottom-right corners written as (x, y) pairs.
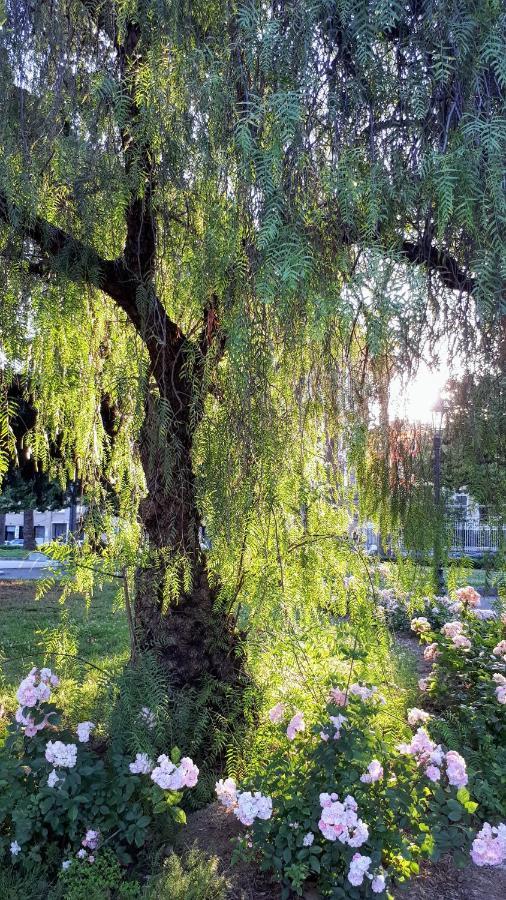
top-left (217, 684), bottom-right (480, 897)
top-left (0, 667), bottom-right (198, 875)
top-left (409, 588), bottom-right (506, 821)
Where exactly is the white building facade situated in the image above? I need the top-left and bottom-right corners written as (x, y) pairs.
top-left (2, 507), bottom-right (85, 545)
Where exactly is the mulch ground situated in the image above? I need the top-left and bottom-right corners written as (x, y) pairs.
top-left (182, 802), bottom-right (506, 899)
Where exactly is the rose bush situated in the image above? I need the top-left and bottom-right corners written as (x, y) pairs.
top-left (0, 667), bottom-right (198, 876)
top-left (217, 682), bottom-right (482, 898)
top-left (409, 588), bottom-right (506, 821)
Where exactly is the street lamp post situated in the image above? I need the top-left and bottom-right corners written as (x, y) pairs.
top-left (432, 400), bottom-right (445, 595)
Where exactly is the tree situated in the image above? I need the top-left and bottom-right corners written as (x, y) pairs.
top-left (0, 1), bottom-right (504, 690)
top-left (444, 371), bottom-right (506, 518)
top-left (0, 382), bottom-right (68, 548)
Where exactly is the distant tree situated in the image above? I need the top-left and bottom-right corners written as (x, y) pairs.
top-left (444, 372), bottom-right (506, 518)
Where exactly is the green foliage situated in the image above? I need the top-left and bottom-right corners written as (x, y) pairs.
top-left (51, 849), bottom-right (142, 900)
top-left (145, 848), bottom-right (227, 900)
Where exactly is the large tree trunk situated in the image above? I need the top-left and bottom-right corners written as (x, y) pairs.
top-left (23, 507), bottom-right (36, 551)
top-left (133, 372), bottom-right (244, 691)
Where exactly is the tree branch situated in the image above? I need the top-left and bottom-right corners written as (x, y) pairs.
top-left (0, 192), bottom-right (185, 368)
top-left (400, 239), bottom-right (475, 294)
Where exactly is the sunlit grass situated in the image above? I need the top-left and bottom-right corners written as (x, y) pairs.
top-left (0, 579), bottom-right (130, 724)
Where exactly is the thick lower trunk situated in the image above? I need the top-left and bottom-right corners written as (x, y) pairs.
top-left (133, 389), bottom-right (243, 691)
top-left (23, 507), bottom-right (36, 551)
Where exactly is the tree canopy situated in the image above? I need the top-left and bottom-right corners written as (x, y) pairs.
top-left (0, 0), bottom-right (505, 684)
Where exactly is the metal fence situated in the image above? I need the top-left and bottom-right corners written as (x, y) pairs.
top-left (448, 522), bottom-right (506, 556)
top-left (364, 521), bottom-right (506, 557)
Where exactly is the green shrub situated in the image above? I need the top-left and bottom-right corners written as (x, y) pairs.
top-left (146, 848), bottom-right (227, 900)
top-left (50, 848), bottom-right (142, 900)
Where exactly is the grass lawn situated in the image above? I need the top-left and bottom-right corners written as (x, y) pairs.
top-left (0, 547), bottom-right (31, 559)
top-left (0, 579), bottom-right (130, 724)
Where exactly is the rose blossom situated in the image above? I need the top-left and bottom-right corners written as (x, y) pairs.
top-left (441, 621), bottom-right (463, 639)
top-left (45, 740), bottom-right (77, 769)
top-left (348, 853), bottom-right (371, 887)
top-left (268, 702), bottom-right (285, 723)
top-left (425, 765), bottom-right (441, 782)
top-left (82, 829), bottom-right (100, 850)
top-left (329, 686), bottom-right (348, 706)
top-left (286, 712), bottom-right (305, 740)
top-left (129, 752), bottom-right (153, 775)
top-left (471, 822), bottom-right (506, 867)
top-left (445, 750), bottom-right (468, 787)
top-left (492, 640), bottom-right (506, 660)
top-left (360, 759), bottom-right (383, 784)
top-left (455, 586), bottom-right (480, 607)
top-left (407, 708), bottom-right (431, 726)
top-left (329, 714), bottom-right (347, 739)
top-left (371, 872), bottom-right (387, 893)
top-left (47, 769), bottom-right (59, 788)
top-left (302, 832), bottom-right (314, 847)
top-left (76, 722), bottom-right (95, 743)
top-left (452, 634), bottom-right (472, 650)
top-left (216, 777), bottom-right (238, 809)
top-left (423, 643), bottom-right (439, 661)
top-left (411, 617), bottom-right (431, 634)
top-left (234, 791), bottom-right (272, 826)
top-left (318, 793), bottom-right (368, 847)
top-left (418, 677), bottom-right (430, 692)
top-left (150, 754), bottom-right (199, 790)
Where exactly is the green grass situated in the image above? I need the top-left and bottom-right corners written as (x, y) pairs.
top-left (0, 579), bottom-right (130, 723)
top-left (0, 547), bottom-right (31, 559)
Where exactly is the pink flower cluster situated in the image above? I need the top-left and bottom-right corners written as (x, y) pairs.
top-left (397, 728), bottom-right (467, 787)
top-left (45, 740), bottom-right (77, 769)
top-left (82, 829), bottom-right (100, 850)
top-left (76, 722), bottom-right (95, 743)
top-left (454, 586), bottom-right (481, 607)
top-left (216, 777), bottom-right (239, 809)
top-left (215, 777), bottom-right (272, 826)
top-left (349, 683), bottom-right (381, 702)
top-left (286, 712), bottom-right (305, 740)
top-left (347, 853), bottom-right (388, 892)
top-left (129, 752), bottom-right (154, 775)
top-left (492, 640), bottom-right (506, 661)
top-left (411, 617), bottom-right (431, 634)
top-left (471, 822), bottom-right (506, 867)
top-left (493, 673), bottom-right (506, 704)
top-left (441, 621), bottom-right (471, 650)
top-left (329, 686), bottom-right (348, 706)
top-left (268, 702), bottom-right (285, 723)
top-left (318, 793), bottom-right (369, 847)
top-left (267, 704), bottom-right (306, 740)
top-left (150, 754), bottom-right (199, 790)
top-left (15, 667), bottom-right (59, 737)
top-left (423, 643), bottom-right (439, 661)
top-left (360, 759), bottom-right (383, 784)
top-left (348, 853), bottom-right (371, 886)
top-left (407, 708), bottom-right (431, 726)
top-left (328, 683), bottom-right (382, 706)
